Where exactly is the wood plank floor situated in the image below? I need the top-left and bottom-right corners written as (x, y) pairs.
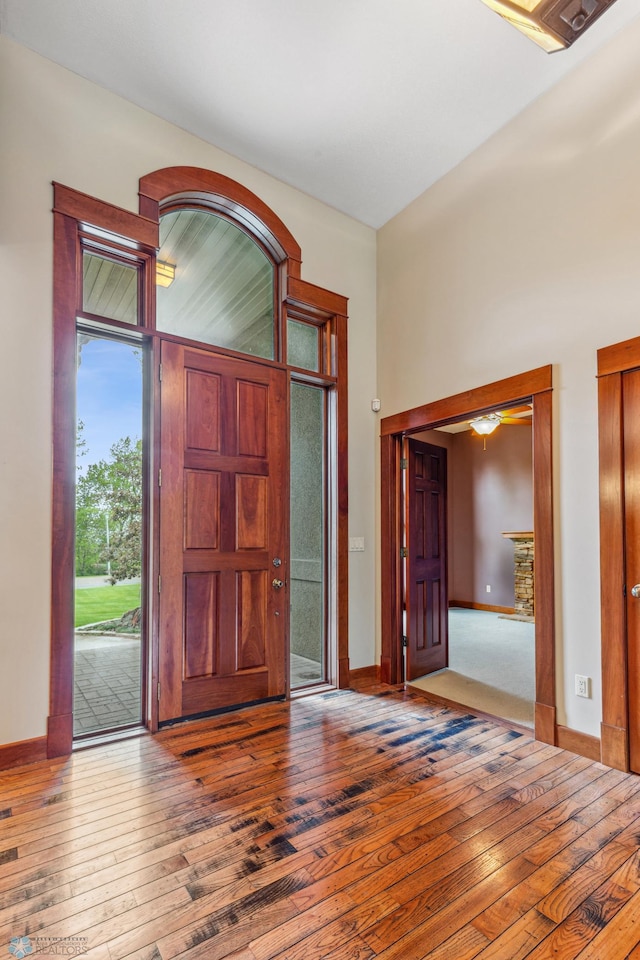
top-left (2, 685), bottom-right (640, 959)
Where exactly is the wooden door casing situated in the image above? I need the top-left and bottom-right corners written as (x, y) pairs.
top-left (158, 340), bottom-right (288, 723)
top-left (380, 366), bottom-right (555, 748)
top-left (405, 439), bottom-right (448, 681)
top-left (597, 335), bottom-right (640, 772)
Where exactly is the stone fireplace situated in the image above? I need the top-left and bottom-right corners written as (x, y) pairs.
top-left (502, 531), bottom-right (534, 621)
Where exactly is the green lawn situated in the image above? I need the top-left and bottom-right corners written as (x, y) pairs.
top-left (75, 583), bottom-right (141, 627)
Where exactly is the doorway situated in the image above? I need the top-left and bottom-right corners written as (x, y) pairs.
top-left (49, 171), bottom-right (349, 759)
top-left (404, 417), bottom-right (536, 728)
top-left (380, 365), bottom-right (556, 745)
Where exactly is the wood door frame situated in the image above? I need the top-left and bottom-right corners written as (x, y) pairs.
top-left (380, 365), bottom-right (556, 744)
top-left (596, 334), bottom-right (640, 771)
top-left (49, 171), bottom-right (349, 759)
top-left (49, 184), bottom-right (158, 758)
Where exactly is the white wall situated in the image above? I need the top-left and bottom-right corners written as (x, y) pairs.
top-left (0, 37), bottom-right (377, 745)
top-left (377, 19), bottom-right (640, 738)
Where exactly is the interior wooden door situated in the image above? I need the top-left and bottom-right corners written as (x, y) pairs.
top-left (623, 367), bottom-right (640, 773)
top-left (158, 340), bottom-right (288, 723)
top-left (405, 438), bottom-right (448, 681)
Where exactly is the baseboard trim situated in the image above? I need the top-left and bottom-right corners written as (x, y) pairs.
top-left (556, 724), bottom-right (602, 763)
top-left (0, 735), bottom-right (48, 771)
top-left (449, 600), bottom-right (516, 616)
top-left (350, 665), bottom-right (380, 688)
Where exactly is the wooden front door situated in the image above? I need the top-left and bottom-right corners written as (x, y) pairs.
top-left (623, 367), bottom-right (640, 772)
top-left (405, 439), bottom-right (448, 681)
top-left (158, 340), bottom-right (288, 723)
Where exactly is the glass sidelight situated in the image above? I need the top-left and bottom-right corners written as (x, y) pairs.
top-left (290, 382), bottom-right (327, 688)
top-left (74, 333), bottom-right (144, 737)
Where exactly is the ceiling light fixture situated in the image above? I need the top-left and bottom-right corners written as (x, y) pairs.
top-left (469, 413), bottom-right (502, 436)
top-left (156, 260), bottom-right (176, 287)
top-left (479, 0), bottom-right (619, 52)
top-left (469, 413), bottom-right (502, 449)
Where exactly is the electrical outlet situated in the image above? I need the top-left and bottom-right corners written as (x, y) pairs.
top-left (486, 584), bottom-right (491, 593)
top-left (575, 675), bottom-right (591, 699)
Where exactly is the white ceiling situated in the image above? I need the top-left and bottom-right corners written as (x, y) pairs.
top-left (2, 0), bottom-right (640, 227)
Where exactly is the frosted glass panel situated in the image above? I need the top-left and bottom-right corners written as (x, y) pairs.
top-left (288, 319), bottom-right (319, 371)
top-left (290, 383), bottom-right (325, 688)
top-left (157, 209), bottom-right (275, 359)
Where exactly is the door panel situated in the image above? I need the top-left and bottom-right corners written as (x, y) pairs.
top-left (406, 439), bottom-right (448, 681)
top-left (158, 340), bottom-right (288, 723)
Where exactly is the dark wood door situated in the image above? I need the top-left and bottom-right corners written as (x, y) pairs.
top-left (405, 439), bottom-right (448, 681)
top-left (623, 368), bottom-right (640, 772)
top-left (158, 340), bottom-right (288, 723)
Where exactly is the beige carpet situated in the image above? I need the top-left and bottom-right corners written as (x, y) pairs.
top-left (409, 607), bottom-right (535, 727)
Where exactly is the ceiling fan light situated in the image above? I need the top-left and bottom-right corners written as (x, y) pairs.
top-left (470, 414), bottom-right (501, 436)
top-left (479, 0), bottom-right (619, 52)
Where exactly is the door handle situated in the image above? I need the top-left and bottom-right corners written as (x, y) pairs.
top-left (632, 584), bottom-right (640, 598)
top-left (272, 578), bottom-right (285, 590)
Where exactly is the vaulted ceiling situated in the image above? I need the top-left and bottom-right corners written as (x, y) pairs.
top-left (2, 0), bottom-right (640, 227)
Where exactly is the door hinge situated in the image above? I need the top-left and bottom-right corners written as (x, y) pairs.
top-left (159, 363), bottom-right (163, 382)
top-left (157, 682), bottom-right (161, 702)
top-left (623, 583), bottom-right (627, 597)
top-left (158, 575), bottom-right (162, 594)
top-left (400, 458), bottom-right (408, 470)
top-left (158, 468), bottom-right (162, 487)
top-left (400, 547), bottom-right (408, 558)
top-left (402, 636), bottom-right (409, 648)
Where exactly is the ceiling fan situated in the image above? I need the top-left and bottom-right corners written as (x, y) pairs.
top-left (468, 404), bottom-right (532, 447)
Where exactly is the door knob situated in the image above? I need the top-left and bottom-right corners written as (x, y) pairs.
top-left (272, 578), bottom-right (285, 590)
top-left (632, 584), bottom-right (640, 598)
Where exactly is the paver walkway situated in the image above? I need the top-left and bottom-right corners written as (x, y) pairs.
top-left (73, 636), bottom-right (321, 737)
top-left (74, 634), bottom-right (141, 736)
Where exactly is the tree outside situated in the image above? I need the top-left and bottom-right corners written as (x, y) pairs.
top-left (75, 435), bottom-right (143, 585)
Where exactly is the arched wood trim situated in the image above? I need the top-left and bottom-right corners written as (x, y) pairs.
top-left (380, 365), bottom-right (556, 745)
top-left (597, 333), bottom-right (640, 771)
top-left (138, 167), bottom-right (302, 276)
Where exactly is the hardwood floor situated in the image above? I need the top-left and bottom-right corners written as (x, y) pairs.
top-left (1, 685), bottom-right (640, 959)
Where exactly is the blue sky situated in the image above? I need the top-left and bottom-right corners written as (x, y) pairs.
top-left (76, 337), bottom-right (143, 472)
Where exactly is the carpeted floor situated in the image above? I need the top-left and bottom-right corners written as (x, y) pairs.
top-left (408, 607), bottom-right (535, 727)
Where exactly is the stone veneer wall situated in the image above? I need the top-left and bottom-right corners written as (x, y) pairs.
top-left (512, 537), bottom-right (534, 619)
